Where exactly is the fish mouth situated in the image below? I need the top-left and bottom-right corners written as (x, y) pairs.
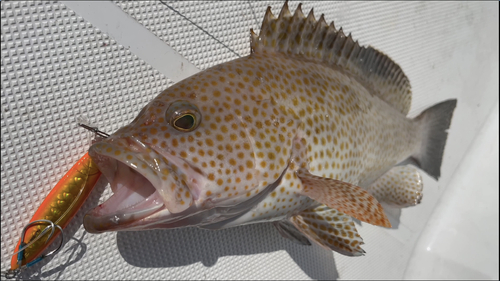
top-left (83, 136), bottom-right (194, 233)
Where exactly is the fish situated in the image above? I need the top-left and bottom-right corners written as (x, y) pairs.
top-left (83, 2), bottom-right (457, 256)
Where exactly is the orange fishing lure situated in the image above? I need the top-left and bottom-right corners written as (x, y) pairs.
top-left (9, 152), bottom-right (101, 271)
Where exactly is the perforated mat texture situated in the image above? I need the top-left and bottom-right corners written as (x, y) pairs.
top-left (1, 1), bottom-right (498, 280)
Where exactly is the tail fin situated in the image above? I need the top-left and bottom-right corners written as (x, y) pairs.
top-left (412, 99), bottom-right (457, 180)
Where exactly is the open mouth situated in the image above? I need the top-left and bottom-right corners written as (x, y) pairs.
top-left (83, 156), bottom-right (165, 233)
top-left (83, 136), bottom-right (188, 233)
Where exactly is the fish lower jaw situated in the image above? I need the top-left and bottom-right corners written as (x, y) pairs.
top-left (83, 192), bottom-right (165, 233)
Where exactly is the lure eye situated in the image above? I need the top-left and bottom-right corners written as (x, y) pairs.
top-left (167, 101), bottom-right (201, 132)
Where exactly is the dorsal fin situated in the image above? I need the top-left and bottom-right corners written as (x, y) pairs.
top-left (250, 2), bottom-right (412, 115)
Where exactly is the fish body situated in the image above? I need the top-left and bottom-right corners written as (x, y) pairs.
top-left (84, 2), bottom-right (456, 256)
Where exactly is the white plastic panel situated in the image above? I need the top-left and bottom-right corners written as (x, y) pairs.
top-left (1, 1), bottom-right (498, 280)
top-left (404, 102), bottom-right (499, 280)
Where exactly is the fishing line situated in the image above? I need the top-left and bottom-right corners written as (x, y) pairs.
top-left (159, 0), bottom-right (242, 58)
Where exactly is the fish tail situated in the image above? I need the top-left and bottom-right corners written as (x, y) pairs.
top-left (412, 99), bottom-right (458, 180)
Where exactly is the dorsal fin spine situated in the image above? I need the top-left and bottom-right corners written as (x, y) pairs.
top-left (347, 41), bottom-right (361, 71)
top-left (313, 17), bottom-right (327, 54)
top-left (332, 29), bottom-right (345, 65)
top-left (263, 6), bottom-right (273, 26)
top-left (294, 3), bottom-right (304, 17)
top-left (323, 28), bottom-right (335, 53)
top-left (279, 1), bottom-right (291, 18)
top-left (329, 21), bottom-right (336, 31)
top-left (294, 21), bottom-right (307, 54)
top-left (307, 8), bottom-right (315, 22)
top-left (345, 35), bottom-right (356, 63)
top-left (326, 25), bottom-right (338, 49)
top-left (326, 32), bottom-right (337, 63)
top-left (319, 14), bottom-right (327, 25)
top-left (337, 34), bottom-right (351, 66)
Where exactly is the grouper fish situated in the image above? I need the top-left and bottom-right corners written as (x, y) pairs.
top-left (83, 2), bottom-right (457, 256)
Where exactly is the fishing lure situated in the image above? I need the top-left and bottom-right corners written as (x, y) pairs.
top-left (2, 125), bottom-right (108, 278)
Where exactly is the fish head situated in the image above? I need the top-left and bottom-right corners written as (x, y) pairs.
top-left (84, 65), bottom-right (299, 233)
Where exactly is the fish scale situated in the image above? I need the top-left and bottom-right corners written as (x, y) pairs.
top-left (83, 2), bottom-right (457, 256)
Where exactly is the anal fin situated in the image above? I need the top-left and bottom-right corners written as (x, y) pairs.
top-left (367, 166), bottom-right (423, 208)
top-left (297, 169), bottom-right (391, 228)
top-left (290, 205), bottom-right (365, 256)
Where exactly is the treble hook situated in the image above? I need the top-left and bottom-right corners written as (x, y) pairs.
top-left (1, 219), bottom-right (65, 279)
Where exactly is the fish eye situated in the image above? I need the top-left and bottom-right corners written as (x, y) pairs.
top-left (167, 101), bottom-right (201, 132)
top-left (173, 114), bottom-right (196, 131)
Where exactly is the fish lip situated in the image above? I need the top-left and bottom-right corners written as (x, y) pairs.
top-left (84, 135), bottom-right (191, 233)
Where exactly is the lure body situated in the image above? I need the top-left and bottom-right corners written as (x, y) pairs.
top-left (10, 152), bottom-right (101, 270)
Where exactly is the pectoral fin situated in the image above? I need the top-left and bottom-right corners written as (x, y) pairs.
top-left (296, 169), bottom-right (391, 228)
top-left (290, 205), bottom-right (365, 256)
top-left (367, 166), bottom-right (423, 208)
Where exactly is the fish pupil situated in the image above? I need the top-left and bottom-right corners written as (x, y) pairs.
top-left (174, 114), bottom-right (195, 131)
